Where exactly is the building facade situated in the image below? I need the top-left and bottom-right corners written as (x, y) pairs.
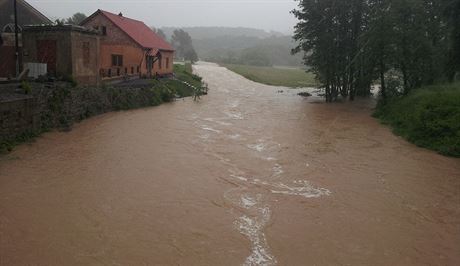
top-left (81, 10), bottom-right (174, 80)
top-left (0, 0), bottom-right (52, 78)
top-left (22, 25), bottom-right (100, 85)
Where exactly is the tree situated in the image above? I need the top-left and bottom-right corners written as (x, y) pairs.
top-left (445, 0), bottom-right (460, 80)
top-left (171, 29), bottom-right (199, 63)
top-left (292, 0), bottom-right (455, 102)
top-left (151, 27), bottom-right (167, 40)
top-left (157, 29), bottom-right (167, 40)
top-left (66, 12), bottom-right (87, 25)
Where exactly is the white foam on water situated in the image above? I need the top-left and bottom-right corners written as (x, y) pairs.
top-left (224, 110), bottom-right (244, 120)
top-left (201, 125), bottom-right (221, 133)
top-left (190, 113), bottom-right (199, 120)
top-left (230, 174), bottom-right (248, 182)
top-left (203, 117), bottom-right (233, 126)
top-left (248, 143), bottom-right (265, 152)
top-left (270, 180), bottom-right (331, 198)
top-left (228, 134), bottom-right (241, 140)
top-left (199, 133), bottom-right (210, 140)
top-left (271, 164), bottom-right (284, 177)
top-left (236, 207), bottom-right (276, 266)
top-left (265, 157), bottom-right (277, 161)
top-left (229, 100), bottom-right (240, 108)
top-left (241, 195), bottom-right (257, 209)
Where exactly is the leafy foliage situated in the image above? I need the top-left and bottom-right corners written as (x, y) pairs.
top-left (171, 29), bottom-right (199, 63)
top-left (374, 82), bottom-right (460, 157)
top-left (292, 0), bottom-right (460, 102)
top-left (55, 12), bottom-right (87, 25)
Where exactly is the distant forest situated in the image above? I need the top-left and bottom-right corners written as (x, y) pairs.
top-left (161, 27), bottom-right (304, 67)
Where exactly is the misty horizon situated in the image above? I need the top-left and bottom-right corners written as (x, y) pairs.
top-left (28, 0), bottom-right (298, 34)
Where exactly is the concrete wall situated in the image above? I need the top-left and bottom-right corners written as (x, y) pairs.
top-left (70, 30), bottom-right (100, 85)
top-left (22, 27), bottom-right (100, 85)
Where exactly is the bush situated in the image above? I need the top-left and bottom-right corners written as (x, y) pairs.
top-left (374, 82), bottom-right (460, 157)
top-left (63, 75), bottom-right (78, 87)
top-left (21, 81), bottom-right (32, 94)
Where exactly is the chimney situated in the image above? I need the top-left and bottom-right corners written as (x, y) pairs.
top-left (118, 12), bottom-right (123, 17)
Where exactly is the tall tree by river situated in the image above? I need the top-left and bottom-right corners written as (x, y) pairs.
top-left (171, 29), bottom-right (199, 63)
top-left (292, 0), bottom-right (459, 102)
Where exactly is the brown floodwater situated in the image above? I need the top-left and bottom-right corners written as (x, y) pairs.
top-left (0, 62), bottom-right (459, 266)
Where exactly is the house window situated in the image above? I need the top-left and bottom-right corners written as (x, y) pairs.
top-left (159, 57), bottom-right (162, 69)
top-left (111, 54), bottom-right (123, 66)
top-left (131, 67), bottom-right (134, 74)
top-left (166, 57), bottom-right (169, 69)
top-left (82, 42), bottom-right (90, 67)
top-left (102, 26), bottom-right (107, 35)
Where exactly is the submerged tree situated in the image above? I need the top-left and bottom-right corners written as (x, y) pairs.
top-left (292, 0), bottom-right (457, 102)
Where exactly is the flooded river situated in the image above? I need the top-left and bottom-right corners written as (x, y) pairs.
top-left (1, 63), bottom-right (459, 265)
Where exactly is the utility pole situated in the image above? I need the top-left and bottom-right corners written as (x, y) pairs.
top-left (14, 0), bottom-right (19, 78)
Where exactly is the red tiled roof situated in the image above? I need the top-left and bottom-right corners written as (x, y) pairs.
top-left (90, 9), bottom-right (174, 53)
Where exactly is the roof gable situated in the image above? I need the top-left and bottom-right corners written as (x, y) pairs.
top-left (0, 0), bottom-right (52, 28)
top-left (82, 9), bottom-right (174, 52)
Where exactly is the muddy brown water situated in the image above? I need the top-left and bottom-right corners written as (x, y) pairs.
top-left (1, 63), bottom-right (459, 266)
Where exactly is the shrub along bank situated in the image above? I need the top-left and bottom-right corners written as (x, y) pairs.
top-left (374, 82), bottom-right (460, 157)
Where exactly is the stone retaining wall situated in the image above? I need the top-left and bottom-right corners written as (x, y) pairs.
top-left (0, 81), bottom-right (169, 151)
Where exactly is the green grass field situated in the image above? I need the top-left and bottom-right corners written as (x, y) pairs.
top-left (374, 82), bottom-right (460, 157)
top-left (222, 64), bottom-right (318, 88)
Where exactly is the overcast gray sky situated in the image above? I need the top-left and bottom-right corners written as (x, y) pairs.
top-left (28, 0), bottom-right (299, 34)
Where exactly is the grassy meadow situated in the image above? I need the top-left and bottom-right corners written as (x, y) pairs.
top-left (222, 64), bottom-right (318, 88)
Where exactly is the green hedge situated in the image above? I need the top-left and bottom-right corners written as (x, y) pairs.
top-left (374, 82), bottom-right (460, 157)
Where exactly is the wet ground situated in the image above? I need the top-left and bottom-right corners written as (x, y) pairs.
top-left (0, 62), bottom-right (459, 265)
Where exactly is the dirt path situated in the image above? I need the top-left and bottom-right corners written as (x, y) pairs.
top-left (0, 62), bottom-right (459, 265)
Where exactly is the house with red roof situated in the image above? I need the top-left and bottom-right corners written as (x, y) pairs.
top-left (80, 9), bottom-right (174, 80)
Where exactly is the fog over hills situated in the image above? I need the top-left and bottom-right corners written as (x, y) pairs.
top-left (160, 26), bottom-right (303, 67)
top-left (161, 27), bottom-right (285, 40)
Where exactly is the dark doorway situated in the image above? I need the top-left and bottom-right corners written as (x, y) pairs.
top-left (37, 40), bottom-right (57, 75)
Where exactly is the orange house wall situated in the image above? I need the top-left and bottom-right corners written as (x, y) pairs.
top-left (81, 14), bottom-right (146, 78)
top-left (100, 44), bottom-right (145, 76)
top-left (152, 51), bottom-right (174, 75)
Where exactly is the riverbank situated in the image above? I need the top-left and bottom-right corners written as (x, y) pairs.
top-left (374, 82), bottom-right (460, 157)
top-left (0, 64), bottom-right (205, 153)
top-left (221, 64), bottom-right (318, 87)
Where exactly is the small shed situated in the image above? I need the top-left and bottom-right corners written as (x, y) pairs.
top-left (22, 25), bottom-right (100, 85)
